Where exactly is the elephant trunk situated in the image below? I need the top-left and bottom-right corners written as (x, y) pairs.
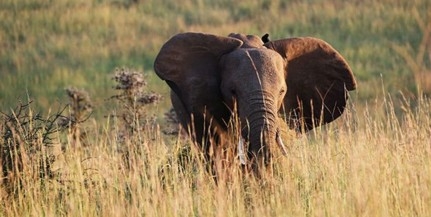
top-left (242, 98), bottom-right (279, 164)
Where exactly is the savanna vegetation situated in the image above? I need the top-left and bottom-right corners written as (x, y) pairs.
top-left (1, 0), bottom-right (430, 216)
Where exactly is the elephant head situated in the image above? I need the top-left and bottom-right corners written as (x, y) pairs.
top-left (154, 32), bottom-right (356, 167)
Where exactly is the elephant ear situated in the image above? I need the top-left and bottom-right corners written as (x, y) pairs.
top-left (154, 32), bottom-right (243, 122)
top-left (264, 37), bottom-right (356, 132)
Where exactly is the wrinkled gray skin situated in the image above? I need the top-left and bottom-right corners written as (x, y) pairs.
top-left (154, 32), bottom-right (356, 170)
top-left (220, 43), bottom-right (287, 161)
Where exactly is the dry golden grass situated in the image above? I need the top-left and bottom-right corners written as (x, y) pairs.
top-left (1, 94), bottom-right (430, 217)
top-left (1, 0), bottom-right (431, 216)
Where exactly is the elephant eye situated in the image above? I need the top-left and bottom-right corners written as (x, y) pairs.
top-left (279, 89), bottom-right (285, 96)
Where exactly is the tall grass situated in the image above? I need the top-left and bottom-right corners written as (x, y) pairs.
top-left (1, 92), bottom-right (430, 216)
top-left (1, 0), bottom-right (431, 216)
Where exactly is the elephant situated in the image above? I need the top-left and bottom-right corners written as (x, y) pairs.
top-left (154, 32), bottom-right (356, 170)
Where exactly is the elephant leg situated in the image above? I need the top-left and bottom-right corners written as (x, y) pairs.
top-left (170, 90), bottom-right (212, 159)
top-left (171, 91), bottom-right (230, 180)
top-left (170, 90), bottom-right (189, 131)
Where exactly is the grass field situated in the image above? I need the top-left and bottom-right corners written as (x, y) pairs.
top-left (1, 0), bottom-right (430, 110)
top-left (1, 0), bottom-right (431, 216)
top-left (1, 92), bottom-right (430, 216)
